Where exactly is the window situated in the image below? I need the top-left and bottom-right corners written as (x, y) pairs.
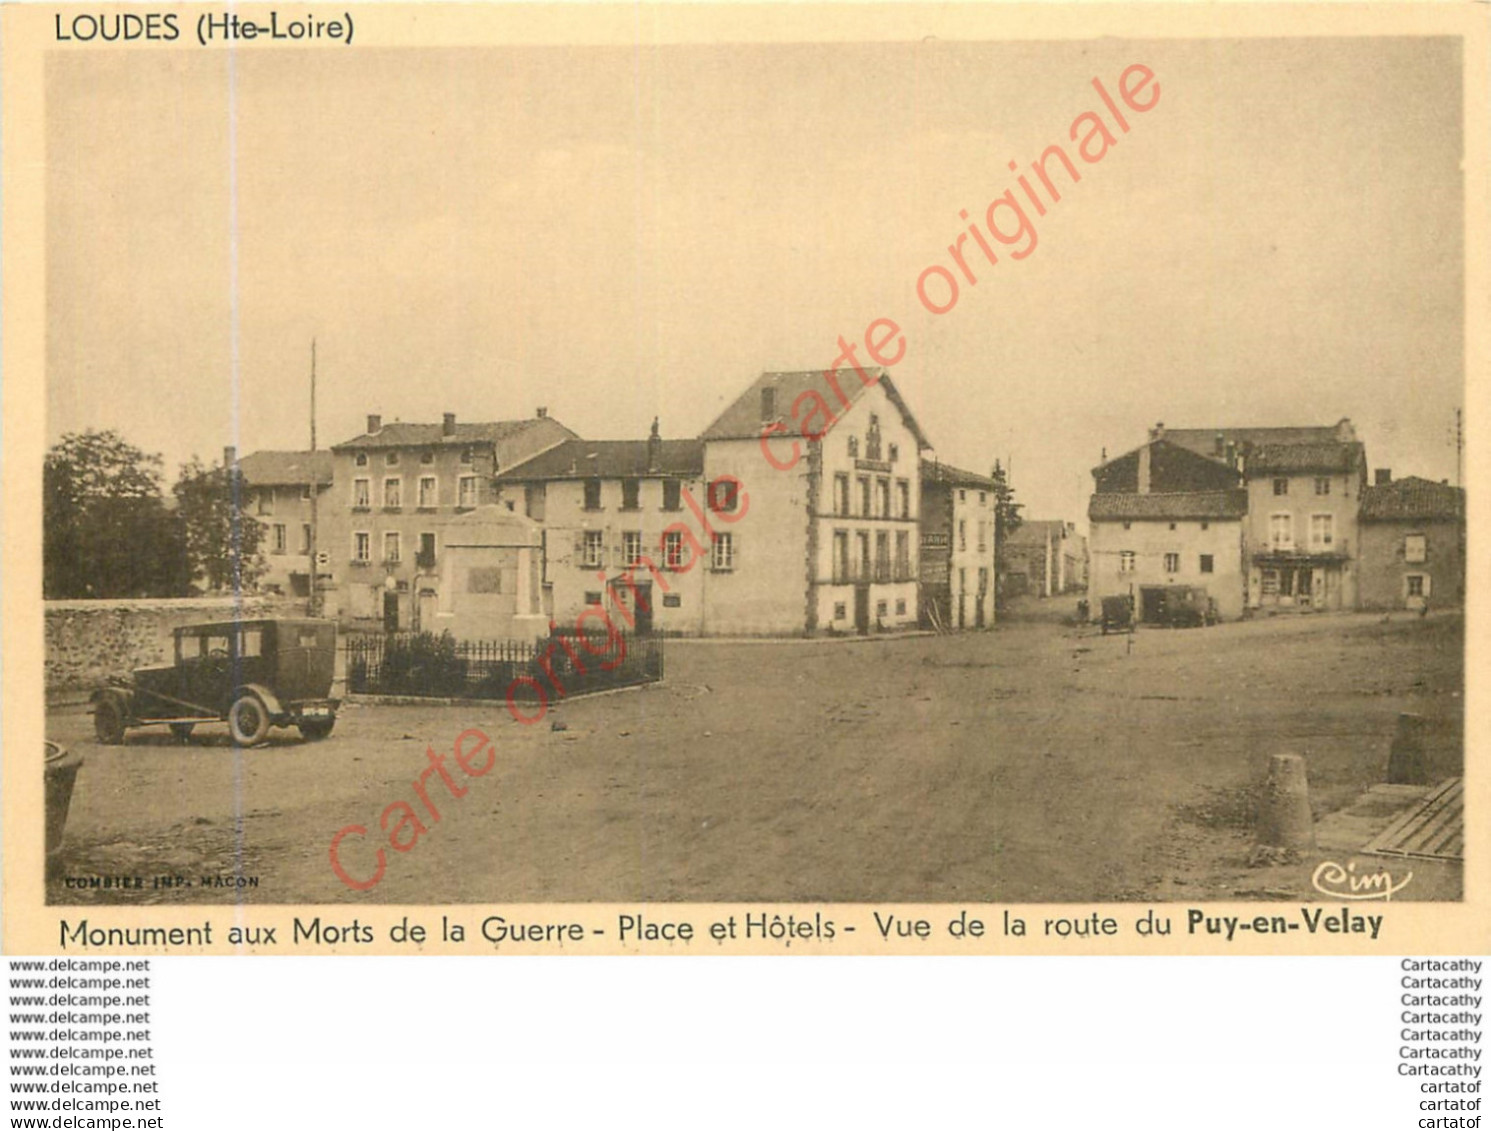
top-left (1278, 568), bottom-right (1295, 597)
top-left (584, 591), bottom-right (603, 606)
top-left (1200, 554), bottom-right (1214, 574)
top-left (237, 629), bottom-right (262, 658)
top-left (977, 520), bottom-right (987, 553)
top-left (352, 478), bottom-right (371, 508)
top-left (1119, 550), bottom-right (1135, 574)
top-left (875, 478), bottom-right (891, 518)
top-left (958, 519), bottom-right (967, 552)
top-left (848, 435), bottom-right (859, 459)
top-left (383, 477), bottom-right (402, 508)
top-left (895, 531), bottom-right (910, 580)
top-left (1273, 478), bottom-right (1289, 496)
top-left (418, 532), bottom-right (436, 567)
top-left (1405, 534), bottom-right (1427, 563)
top-left (584, 479), bottom-right (603, 511)
top-left (1310, 514), bottom-right (1334, 548)
top-left (662, 479), bottom-right (682, 512)
top-left (257, 490), bottom-right (273, 516)
top-left (1315, 477), bottom-right (1331, 496)
top-left (355, 453), bottom-right (368, 468)
top-left (856, 532), bottom-right (871, 580)
top-left (711, 533), bottom-right (735, 572)
top-left (421, 451), bottom-right (435, 465)
top-left (834, 474), bottom-right (851, 516)
top-left (621, 479), bottom-right (641, 510)
top-left (1407, 574), bottom-right (1425, 597)
top-left (1261, 569), bottom-right (1279, 596)
top-left (888, 443), bottom-right (899, 463)
top-left (1164, 552), bottom-right (1180, 573)
top-left (1168, 522), bottom-right (1177, 531)
top-left (1201, 521), bottom-right (1209, 531)
top-left (582, 531), bottom-right (605, 569)
top-left (383, 531), bottom-right (401, 563)
top-left (385, 451), bottom-right (399, 467)
top-left (458, 476), bottom-right (479, 508)
top-left (977, 567), bottom-right (988, 595)
top-left (1269, 513), bottom-right (1293, 549)
top-left (272, 524), bottom-right (287, 554)
top-left (979, 491), bottom-right (987, 506)
top-left (876, 600), bottom-right (888, 618)
top-left (300, 524), bottom-right (312, 554)
top-left (897, 480), bottom-right (910, 519)
top-left (858, 476), bottom-right (871, 517)
top-left (708, 477), bottom-right (741, 514)
top-left (664, 530), bottom-right (685, 570)
top-left (833, 531), bottom-right (850, 584)
top-left (353, 532), bottom-right (371, 562)
top-left (866, 415), bottom-right (882, 461)
top-left (875, 532), bottom-right (890, 582)
top-left (460, 446), bottom-right (474, 465)
top-left (623, 531), bottom-right (643, 567)
top-left (896, 599), bottom-right (906, 615)
top-left (834, 602), bottom-right (847, 620)
top-left (959, 489), bottom-right (966, 502)
top-left (1122, 522), bottom-right (1132, 531)
top-left (418, 476), bottom-right (437, 508)
top-left (300, 484), bottom-right (312, 501)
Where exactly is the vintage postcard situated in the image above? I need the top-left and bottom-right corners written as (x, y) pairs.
top-left (2, 2), bottom-right (1486, 955)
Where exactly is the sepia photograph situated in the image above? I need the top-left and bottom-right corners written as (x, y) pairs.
top-left (34, 28), bottom-right (1467, 914)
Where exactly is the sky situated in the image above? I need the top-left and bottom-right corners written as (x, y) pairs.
top-left (46, 36), bottom-right (1465, 526)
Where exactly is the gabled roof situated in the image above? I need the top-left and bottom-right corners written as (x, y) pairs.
top-left (920, 457), bottom-right (993, 490)
top-left (702, 369), bottom-right (932, 450)
top-left (236, 450), bottom-right (334, 487)
top-left (1359, 476), bottom-right (1465, 522)
top-left (1245, 441), bottom-right (1364, 475)
top-left (1089, 490), bottom-right (1249, 522)
top-left (496, 438), bottom-right (705, 481)
top-left (332, 417), bottom-right (576, 451)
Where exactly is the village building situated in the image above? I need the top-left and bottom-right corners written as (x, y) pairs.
top-left (1239, 425), bottom-right (1366, 613)
top-left (323, 410), bottom-right (576, 632)
top-left (494, 423), bottom-right (708, 635)
top-left (1088, 430), bottom-right (1249, 620)
top-left (700, 368), bottom-right (931, 636)
top-left (1003, 519), bottom-right (1088, 598)
top-left (919, 459), bottom-right (997, 630)
top-left (232, 448), bottom-right (333, 598)
top-left (1357, 471), bottom-right (1466, 611)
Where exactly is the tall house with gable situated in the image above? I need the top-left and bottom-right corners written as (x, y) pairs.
top-left (700, 368), bottom-right (932, 636)
top-left (233, 448), bottom-right (334, 598)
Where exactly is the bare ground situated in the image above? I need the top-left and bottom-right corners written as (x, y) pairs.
top-left (45, 606), bottom-right (1463, 905)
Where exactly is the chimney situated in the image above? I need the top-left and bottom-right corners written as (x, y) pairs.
top-left (223, 445), bottom-right (237, 469)
top-left (647, 417), bottom-right (662, 473)
top-left (1148, 421), bottom-right (1166, 442)
top-left (1137, 443), bottom-right (1152, 495)
top-left (1375, 468), bottom-right (1392, 485)
top-left (443, 412), bottom-right (457, 437)
top-left (536, 406), bottom-right (548, 419)
top-left (1214, 432), bottom-right (1224, 457)
top-left (367, 413), bottom-right (382, 435)
top-left (1225, 441), bottom-right (1237, 469)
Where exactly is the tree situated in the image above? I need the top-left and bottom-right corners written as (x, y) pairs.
top-left (44, 430), bottom-right (190, 598)
top-left (991, 459), bottom-right (1024, 608)
top-left (173, 456), bottom-right (266, 593)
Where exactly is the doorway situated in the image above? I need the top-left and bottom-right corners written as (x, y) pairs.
top-left (854, 584), bottom-right (870, 635)
top-left (383, 592), bottom-right (400, 634)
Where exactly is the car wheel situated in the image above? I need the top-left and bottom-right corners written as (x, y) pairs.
top-left (298, 717), bottom-right (336, 741)
top-left (228, 695), bottom-right (271, 747)
top-left (94, 698), bottom-right (126, 745)
top-left (169, 722), bottom-right (195, 741)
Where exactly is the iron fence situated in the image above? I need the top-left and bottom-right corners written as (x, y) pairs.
top-left (345, 629), bottom-right (664, 702)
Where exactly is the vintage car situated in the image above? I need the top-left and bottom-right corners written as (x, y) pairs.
top-left (1099, 594), bottom-right (1134, 635)
top-left (91, 619), bottom-right (339, 746)
top-left (1144, 585), bottom-right (1218, 628)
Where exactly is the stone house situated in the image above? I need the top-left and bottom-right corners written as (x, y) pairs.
top-left (233, 448), bottom-right (333, 598)
top-left (1357, 472), bottom-right (1466, 610)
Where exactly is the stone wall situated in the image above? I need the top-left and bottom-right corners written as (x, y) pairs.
top-left (46, 596), bottom-right (301, 695)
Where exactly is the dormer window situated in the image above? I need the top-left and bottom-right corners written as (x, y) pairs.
top-left (355, 453), bottom-right (368, 468)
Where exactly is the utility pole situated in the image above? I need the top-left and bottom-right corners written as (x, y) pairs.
top-left (308, 339), bottom-right (321, 616)
top-left (1456, 406), bottom-right (1463, 489)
